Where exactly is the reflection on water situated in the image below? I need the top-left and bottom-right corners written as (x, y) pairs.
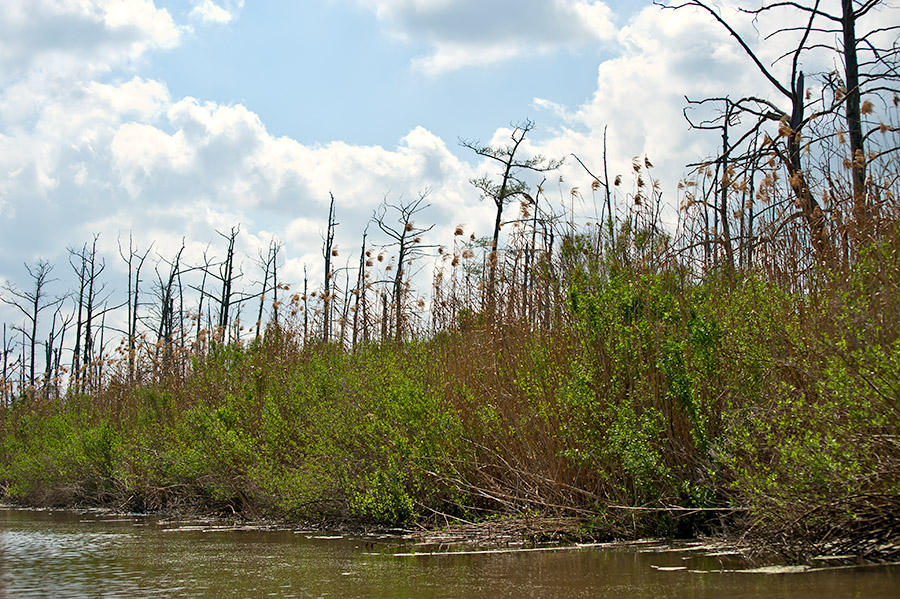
top-left (0, 507), bottom-right (896, 598)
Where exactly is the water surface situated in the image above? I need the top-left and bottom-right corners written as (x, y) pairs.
top-left (0, 507), bottom-right (895, 598)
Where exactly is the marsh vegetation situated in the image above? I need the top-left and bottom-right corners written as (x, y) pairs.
top-left (1, 0), bottom-right (899, 564)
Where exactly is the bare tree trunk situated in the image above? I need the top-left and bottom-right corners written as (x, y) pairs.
top-left (271, 243), bottom-right (279, 328)
top-left (71, 249), bottom-right (86, 389)
top-left (784, 72), bottom-right (835, 267)
top-left (841, 0), bottom-right (868, 239)
top-left (720, 103), bottom-right (736, 272)
top-left (218, 228), bottom-right (238, 340)
top-left (81, 237), bottom-right (104, 392)
top-left (256, 243), bottom-right (273, 342)
top-left (340, 265), bottom-right (351, 347)
top-left (303, 266), bottom-right (309, 344)
top-left (603, 127), bottom-right (614, 245)
top-left (380, 290), bottom-right (389, 342)
top-left (352, 229), bottom-right (367, 351)
top-left (3, 260), bottom-right (59, 391)
top-left (322, 193), bottom-right (337, 344)
top-left (2, 323), bottom-right (8, 405)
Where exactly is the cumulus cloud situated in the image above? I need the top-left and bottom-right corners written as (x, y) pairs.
top-left (0, 0), bottom-right (181, 82)
top-left (1, 80), bottom-right (484, 284)
top-left (0, 0), bottom-right (489, 292)
top-left (355, 0), bottom-right (617, 74)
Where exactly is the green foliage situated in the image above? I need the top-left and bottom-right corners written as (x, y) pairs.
top-left (0, 406), bottom-right (121, 504)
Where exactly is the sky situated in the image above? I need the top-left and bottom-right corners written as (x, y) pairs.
top-left (1, 0), bottom-right (897, 308)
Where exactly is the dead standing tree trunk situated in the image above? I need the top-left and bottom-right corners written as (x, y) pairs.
top-left (374, 192), bottom-right (435, 343)
top-left (218, 227), bottom-right (238, 340)
top-left (194, 227), bottom-right (264, 347)
top-left (70, 245), bottom-right (87, 389)
top-left (303, 266), bottom-right (309, 344)
top-left (669, 0), bottom-right (900, 266)
top-left (744, 0), bottom-right (899, 240)
top-left (154, 242), bottom-right (185, 371)
top-left (2, 323), bottom-right (12, 404)
top-left (667, 0), bottom-right (837, 267)
top-left (461, 120), bottom-right (560, 309)
top-left (683, 97), bottom-right (740, 272)
top-left (352, 226), bottom-right (368, 351)
top-left (43, 304), bottom-right (72, 399)
top-left (1, 260), bottom-right (60, 391)
top-left (322, 193), bottom-right (338, 344)
top-left (67, 236), bottom-right (105, 391)
top-left (119, 234), bottom-right (152, 383)
top-left (81, 236), bottom-right (106, 393)
top-left (255, 239), bottom-right (280, 342)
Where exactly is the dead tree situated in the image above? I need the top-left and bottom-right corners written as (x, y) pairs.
top-left (352, 226), bottom-right (369, 351)
top-left (42, 303), bottom-right (72, 398)
top-left (302, 265), bottom-right (309, 344)
top-left (683, 97), bottom-right (741, 272)
top-left (571, 127), bottom-right (616, 246)
top-left (70, 246), bottom-right (86, 385)
top-left (740, 0), bottom-right (900, 239)
top-left (195, 250), bottom-right (213, 343)
top-left (119, 234), bottom-right (152, 381)
top-left (81, 242), bottom-right (105, 389)
top-left (2, 323), bottom-right (13, 404)
top-left (666, 0), bottom-right (899, 267)
top-left (68, 236), bottom-right (107, 391)
top-left (193, 227), bottom-right (269, 346)
top-left (154, 241), bottom-right (185, 369)
top-left (271, 241), bottom-right (280, 328)
top-left (191, 227), bottom-right (246, 344)
top-left (461, 120), bottom-right (561, 300)
top-left (338, 260), bottom-right (352, 347)
top-left (373, 192), bottom-right (436, 343)
top-left (322, 193), bottom-right (338, 344)
top-left (217, 227), bottom-right (239, 337)
top-left (255, 239), bottom-right (281, 342)
top-left (1, 260), bottom-right (60, 390)
top-left (667, 0), bottom-right (834, 265)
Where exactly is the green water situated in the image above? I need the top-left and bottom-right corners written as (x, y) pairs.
top-left (0, 507), bottom-right (895, 598)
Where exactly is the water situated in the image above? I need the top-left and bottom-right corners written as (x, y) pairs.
top-left (0, 507), bottom-right (896, 598)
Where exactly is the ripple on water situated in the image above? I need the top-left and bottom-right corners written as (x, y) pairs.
top-left (1, 509), bottom-right (898, 599)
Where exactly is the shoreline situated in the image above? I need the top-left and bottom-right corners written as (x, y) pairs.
top-left (0, 499), bottom-right (731, 546)
top-left (6, 501), bottom-right (900, 574)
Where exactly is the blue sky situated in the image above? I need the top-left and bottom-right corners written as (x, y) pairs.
top-left (146, 1), bottom-right (620, 148)
top-left (2, 0), bottom-right (895, 305)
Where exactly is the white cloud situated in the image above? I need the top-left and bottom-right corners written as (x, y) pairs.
top-left (189, 0), bottom-right (243, 25)
top-left (0, 77), bottom-right (485, 292)
top-left (0, 1), bottom-right (477, 292)
top-left (0, 0), bottom-right (181, 82)
top-left (355, 0), bottom-right (617, 74)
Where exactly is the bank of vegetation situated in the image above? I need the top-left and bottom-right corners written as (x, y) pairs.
top-left (1, 1), bottom-right (898, 563)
